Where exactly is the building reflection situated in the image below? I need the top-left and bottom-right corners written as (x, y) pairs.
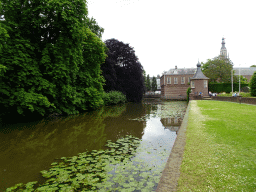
top-left (160, 117), bottom-right (182, 134)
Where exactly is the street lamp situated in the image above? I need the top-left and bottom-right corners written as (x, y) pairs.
top-left (239, 64), bottom-right (241, 94)
top-left (231, 69), bottom-right (233, 93)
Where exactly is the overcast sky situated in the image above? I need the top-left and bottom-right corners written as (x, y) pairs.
top-left (87, 0), bottom-right (256, 77)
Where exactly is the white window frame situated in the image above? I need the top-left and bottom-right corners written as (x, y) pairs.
top-left (181, 77), bottom-right (185, 84)
top-left (167, 77), bottom-right (171, 84)
top-left (174, 77), bottom-right (178, 84)
top-left (204, 80), bottom-right (207, 88)
top-left (191, 81), bottom-right (195, 88)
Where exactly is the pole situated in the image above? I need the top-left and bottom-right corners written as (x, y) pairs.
top-left (239, 65), bottom-right (241, 94)
top-left (231, 69), bottom-right (233, 93)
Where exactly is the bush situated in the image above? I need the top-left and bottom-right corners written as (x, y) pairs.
top-left (249, 71), bottom-right (256, 96)
top-left (209, 83), bottom-right (248, 93)
top-left (218, 92), bottom-right (254, 97)
top-left (102, 91), bottom-right (127, 105)
top-left (186, 87), bottom-right (191, 103)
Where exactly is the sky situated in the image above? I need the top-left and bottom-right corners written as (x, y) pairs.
top-left (86, 0), bottom-right (256, 77)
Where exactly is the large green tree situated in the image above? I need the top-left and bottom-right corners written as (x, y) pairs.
top-left (102, 38), bottom-right (144, 102)
top-left (250, 65), bottom-right (256, 67)
top-left (151, 76), bottom-right (157, 92)
top-left (146, 74), bottom-right (151, 92)
top-left (249, 71), bottom-right (256, 96)
top-left (201, 57), bottom-right (233, 83)
top-left (0, 0), bottom-right (106, 118)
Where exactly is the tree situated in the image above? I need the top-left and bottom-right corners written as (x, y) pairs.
top-left (250, 65), bottom-right (256, 67)
top-left (152, 76), bottom-right (157, 92)
top-left (0, 0), bottom-right (107, 118)
top-left (84, 17), bottom-right (104, 39)
top-left (146, 74), bottom-right (151, 92)
top-left (233, 75), bottom-right (248, 84)
top-left (249, 71), bottom-right (256, 96)
top-left (102, 38), bottom-right (144, 102)
top-left (201, 57), bottom-right (233, 83)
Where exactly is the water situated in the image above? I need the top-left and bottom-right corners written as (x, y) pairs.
top-left (0, 99), bottom-right (187, 191)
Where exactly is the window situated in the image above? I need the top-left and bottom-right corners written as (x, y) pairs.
top-left (181, 77), bottom-right (185, 84)
top-left (174, 77), bottom-right (178, 84)
top-left (191, 81), bottom-right (195, 88)
top-left (204, 80), bottom-right (208, 88)
top-left (188, 77), bottom-right (191, 83)
top-left (167, 77), bottom-right (171, 84)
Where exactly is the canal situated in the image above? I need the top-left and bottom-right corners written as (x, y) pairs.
top-left (0, 99), bottom-right (187, 191)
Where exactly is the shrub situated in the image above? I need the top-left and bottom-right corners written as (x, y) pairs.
top-left (186, 87), bottom-right (191, 103)
top-left (102, 91), bottom-right (127, 105)
top-left (209, 83), bottom-right (248, 93)
top-left (249, 71), bottom-right (256, 96)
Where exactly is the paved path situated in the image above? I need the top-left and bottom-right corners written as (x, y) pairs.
top-left (156, 102), bottom-right (190, 192)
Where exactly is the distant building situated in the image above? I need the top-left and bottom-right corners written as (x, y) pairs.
top-left (190, 61), bottom-right (209, 97)
top-left (160, 65), bottom-right (196, 99)
top-left (220, 37), bottom-right (228, 59)
top-left (233, 67), bottom-right (256, 82)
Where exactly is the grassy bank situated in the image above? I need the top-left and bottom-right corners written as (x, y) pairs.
top-left (177, 100), bottom-right (256, 191)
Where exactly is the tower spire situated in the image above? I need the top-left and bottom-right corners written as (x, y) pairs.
top-left (220, 37), bottom-right (227, 58)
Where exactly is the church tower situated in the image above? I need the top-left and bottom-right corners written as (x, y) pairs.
top-left (220, 37), bottom-right (227, 58)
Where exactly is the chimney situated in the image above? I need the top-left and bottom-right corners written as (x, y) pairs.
top-left (175, 65), bottom-right (177, 69)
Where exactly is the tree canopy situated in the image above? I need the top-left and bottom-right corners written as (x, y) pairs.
top-left (101, 38), bottom-right (144, 102)
top-left (250, 65), bottom-right (256, 67)
top-left (201, 57), bottom-right (233, 83)
top-left (146, 74), bottom-right (151, 92)
top-left (151, 76), bottom-right (157, 92)
top-left (0, 0), bottom-right (107, 118)
top-left (249, 71), bottom-right (256, 96)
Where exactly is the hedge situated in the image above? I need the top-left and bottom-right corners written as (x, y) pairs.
top-left (209, 83), bottom-right (248, 93)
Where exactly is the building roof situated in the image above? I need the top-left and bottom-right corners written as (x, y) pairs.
top-left (164, 67), bottom-right (196, 75)
top-left (191, 61), bottom-right (209, 80)
top-left (233, 67), bottom-right (256, 76)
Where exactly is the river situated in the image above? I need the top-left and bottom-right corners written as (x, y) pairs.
top-left (0, 99), bottom-right (187, 191)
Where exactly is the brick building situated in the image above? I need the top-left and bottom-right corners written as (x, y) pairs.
top-left (233, 67), bottom-right (256, 82)
top-left (190, 61), bottom-right (209, 97)
top-left (160, 66), bottom-right (196, 100)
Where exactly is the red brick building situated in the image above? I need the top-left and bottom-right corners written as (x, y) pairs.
top-left (160, 66), bottom-right (196, 100)
top-left (160, 61), bottom-right (209, 99)
top-left (190, 62), bottom-right (209, 97)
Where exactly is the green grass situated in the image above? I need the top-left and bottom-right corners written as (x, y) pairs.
top-left (177, 100), bottom-right (256, 191)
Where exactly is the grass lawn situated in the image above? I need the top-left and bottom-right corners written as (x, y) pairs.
top-left (177, 100), bottom-right (256, 191)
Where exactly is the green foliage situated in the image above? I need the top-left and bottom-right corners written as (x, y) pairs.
top-left (201, 57), bottom-right (233, 83)
top-left (146, 74), bottom-right (151, 91)
top-left (233, 75), bottom-right (248, 84)
top-left (250, 65), bottom-right (256, 67)
top-left (249, 71), bottom-right (256, 96)
top-left (209, 83), bottom-right (248, 93)
top-left (85, 17), bottom-right (104, 39)
top-left (186, 87), bottom-right (191, 103)
top-left (218, 92), bottom-right (253, 97)
top-left (151, 76), bottom-right (157, 92)
top-left (0, 0), bottom-right (107, 117)
top-left (102, 38), bottom-right (144, 102)
top-left (102, 91), bottom-right (127, 105)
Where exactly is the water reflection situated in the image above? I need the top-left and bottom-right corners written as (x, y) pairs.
top-left (0, 100), bottom-right (187, 191)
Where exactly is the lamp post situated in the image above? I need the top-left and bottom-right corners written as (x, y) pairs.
top-left (231, 69), bottom-right (233, 93)
top-left (239, 64), bottom-right (241, 94)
